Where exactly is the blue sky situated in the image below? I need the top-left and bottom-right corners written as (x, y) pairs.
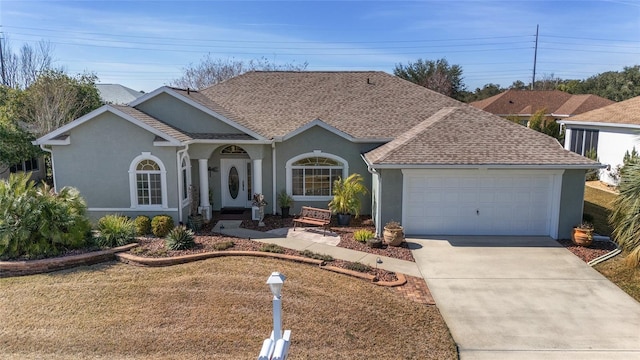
top-left (1, 0), bottom-right (638, 92)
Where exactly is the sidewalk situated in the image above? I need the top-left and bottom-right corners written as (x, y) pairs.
top-left (212, 220), bottom-right (422, 278)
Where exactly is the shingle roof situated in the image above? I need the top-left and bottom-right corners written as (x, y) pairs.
top-left (564, 95), bottom-right (640, 125)
top-left (112, 105), bottom-right (193, 142)
top-left (200, 71), bottom-right (462, 139)
top-left (96, 84), bottom-right (144, 105)
top-left (364, 105), bottom-right (597, 166)
top-left (470, 89), bottom-right (613, 116)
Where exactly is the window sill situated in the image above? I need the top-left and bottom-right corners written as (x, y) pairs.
top-left (291, 195), bottom-right (333, 202)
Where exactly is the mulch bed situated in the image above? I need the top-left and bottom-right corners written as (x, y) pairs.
top-left (557, 238), bottom-right (619, 263)
top-left (241, 215), bottom-right (415, 262)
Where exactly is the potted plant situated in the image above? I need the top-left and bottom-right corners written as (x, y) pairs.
top-left (277, 190), bottom-right (293, 218)
top-left (328, 173), bottom-right (368, 226)
top-left (383, 221), bottom-right (404, 246)
top-left (572, 222), bottom-right (594, 247)
top-left (187, 185), bottom-right (204, 231)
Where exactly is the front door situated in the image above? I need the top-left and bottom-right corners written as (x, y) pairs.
top-left (221, 159), bottom-right (251, 208)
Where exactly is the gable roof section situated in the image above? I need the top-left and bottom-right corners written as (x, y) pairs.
top-left (364, 105), bottom-right (599, 168)
top-left (470, 89), bottom-right (613, 116)
top-left (129, 86), bottom-right (266, 140)
top-left (35, 105), bottom-right (190, 146)
top-left (200, 71), bottom-right (463, 139)
top-left (560, 95), bottom-right (640, 126)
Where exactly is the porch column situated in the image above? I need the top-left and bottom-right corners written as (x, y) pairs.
top-left (198, 158), bottom-right (211, 220)
top-left (253, 159), bottom-right (263, 195)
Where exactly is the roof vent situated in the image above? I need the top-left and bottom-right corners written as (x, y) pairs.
top-left (367, 78), bottom-right (374, 85)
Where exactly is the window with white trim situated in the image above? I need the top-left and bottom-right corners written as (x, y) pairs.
top-left (129, 153), bottom-right (168, 209)
top-left (136, 160), bottom-right (162, 205)
top-left (286, 153), bottom-right (348, 200)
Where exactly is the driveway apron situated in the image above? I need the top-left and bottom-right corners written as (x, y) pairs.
top-left (410, 236), bottom-right (640, 360)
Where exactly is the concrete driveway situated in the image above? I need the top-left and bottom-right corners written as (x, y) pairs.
top-left (410, 236), bottom-right (640, 360)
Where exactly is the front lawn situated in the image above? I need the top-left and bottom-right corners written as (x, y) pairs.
top-left (594, 254), bottom-right (640, 303)
top-left (583, 185), bottom-right (640, 303)
top-left (583, 185), bottom-right (617, 237)
top-left (0, 258), bottom-right (456, 359)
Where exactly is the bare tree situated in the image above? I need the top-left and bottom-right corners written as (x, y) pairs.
top-left (0, 39), bottom-right (54, 89)
top-left (171, 55), bottom-right (308, 90)
top-left (20, 70), bottom-right (101, 136)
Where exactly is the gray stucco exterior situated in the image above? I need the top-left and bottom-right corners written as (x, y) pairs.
top-left (34, 83), bottom-right (595, 238)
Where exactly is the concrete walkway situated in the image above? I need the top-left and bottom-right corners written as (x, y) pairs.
top-left (411, 236), bottom-right (640, 360)
top-left (211, 220), bottom-right (422, 277)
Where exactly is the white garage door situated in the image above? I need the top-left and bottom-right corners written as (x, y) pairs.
top-left (403, 170), bottom-right (559, 236)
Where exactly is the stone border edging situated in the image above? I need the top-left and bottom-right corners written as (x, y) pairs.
top-left (116, 250), bottom-right (406, 287)
top-left (0, 244), bottom-right (138, 277)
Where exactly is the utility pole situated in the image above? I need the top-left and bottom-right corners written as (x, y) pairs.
top-left (531, 24), bottom-right (539, 90)
top-left (0, 34), bottom-right (7, 86)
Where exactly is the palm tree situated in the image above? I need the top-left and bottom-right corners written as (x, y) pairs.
top-left (609, 162), bottom-right (640, 267)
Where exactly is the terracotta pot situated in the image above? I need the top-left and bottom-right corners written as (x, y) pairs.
top-left (383, 226), bottom-right (404, 246)
top-left (572, 227), bottom-right (593, 247)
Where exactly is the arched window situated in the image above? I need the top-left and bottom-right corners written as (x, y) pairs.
top-left (286, 152), bottom-right (348, 200)
top-left (129, 153), bottom-right (168, 208)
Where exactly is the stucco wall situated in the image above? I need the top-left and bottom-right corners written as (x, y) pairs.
top-left (51, 112), bottom-right (179, 220)
top-left (135, 92), bottom-right (243, 134)
top-left (377, 168), bottom-right (404, 232)
top-left (558, 169), bottom-right (586, 239)
top-left (274, 126), bottom-right (382, 215)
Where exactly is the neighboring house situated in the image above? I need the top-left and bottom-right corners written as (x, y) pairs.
top-left (559, 96), bottom-right (640, 185)
top-left (0, 157), bottom-right (46, 182)
top-left (96, 84), bottom-right (144, 105)
top-left (471, 89), bottom-right (614, 126)
top-left (35, 71), bottom-right (599, 239)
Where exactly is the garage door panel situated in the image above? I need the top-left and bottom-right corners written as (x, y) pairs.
top-left (404, 171), bottom-right (553, 236)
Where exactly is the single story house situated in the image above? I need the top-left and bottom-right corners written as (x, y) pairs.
top-left (559, 95), bottom-right (640, 185)
top-left (35, 71), bottom-right (599, 239)
top-left (471, 89), bottom-right (613, 126)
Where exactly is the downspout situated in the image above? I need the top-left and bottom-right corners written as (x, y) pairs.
top-left (360, 154), bottom-right (381, 236)
top-left (40, 144), bottom-right (56, 192)
top-left (176, 144), bottom-right (189, 223)
top-left (272, 142), bottom-right (277, 214)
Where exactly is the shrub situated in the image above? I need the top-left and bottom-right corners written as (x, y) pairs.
top-left (353, 229), bottom-right (375, 242)
top-left (96, 214), bottom-right (136, 247)
top-left (260, 243), bottom-right (285, 253)
top-left (134, 215), bottom-right (152, 236)
top-left (165, 226), bottom-right (195, 250)
top-left (345, 262), bottom-right (372, 273)
top-left (151, 215), bottom-right (174, 237)
top-left (0, 173), bottom-right (91, 260)
top-left (300, 250), bottom-right (334, 261)
top-left (212, 241), bottom-right (234, 251)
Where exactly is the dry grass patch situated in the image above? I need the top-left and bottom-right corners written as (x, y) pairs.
top-left (0, 258), bottom-right (455, 359)
top-left (594, 252), bottom-right (640, 303)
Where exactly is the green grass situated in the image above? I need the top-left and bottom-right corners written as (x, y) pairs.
top-left (583, 186), bottom-right (617, 237)
top-left (0, 258), bottom-right (456, 359)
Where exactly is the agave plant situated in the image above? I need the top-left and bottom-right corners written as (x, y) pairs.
top-left (609, 162), bottom-right (640, 267)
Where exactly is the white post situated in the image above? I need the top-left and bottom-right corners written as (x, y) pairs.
top-left (198, 159), bottom-right (211, 220)
top-left (273, 295), bottom-right (282, 342)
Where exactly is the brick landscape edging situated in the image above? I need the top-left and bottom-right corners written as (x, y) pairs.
top-left (0, 245), bottom-right (407, 287)
top-left (0, 244), bottom-right (138, 277)
top-left (117, 251), bottom-right (406, 287)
